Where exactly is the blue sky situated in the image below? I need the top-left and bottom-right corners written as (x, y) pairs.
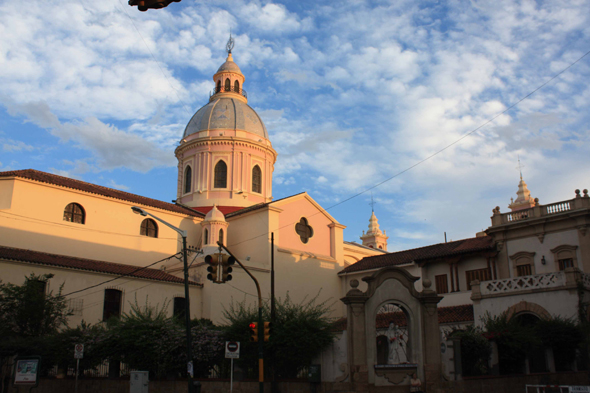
top-left (1, 0), bottom-right (589, 251)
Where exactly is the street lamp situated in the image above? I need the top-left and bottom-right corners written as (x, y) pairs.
top-left (131, 206), bottom-right (195, 393)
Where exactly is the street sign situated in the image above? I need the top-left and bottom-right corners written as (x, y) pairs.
top-left (225, 341), bottom-right (240, 359)
top-left (74, 344), bottom-right (84, 359)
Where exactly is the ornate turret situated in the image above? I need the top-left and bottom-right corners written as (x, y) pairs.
top-left (360, 211), bottom-right (388, 250)
top-left (508, 174), bottom-right (536, 212)
top-left (175, 35), bottom-right (277, 210)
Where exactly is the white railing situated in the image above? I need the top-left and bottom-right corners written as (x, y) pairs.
top-left (545, 201), bottom-right (571, 214)
top-left (505, 209), bottom-right (531, 222)
top-left (581, 272), bottom-right (590, 290)
top-left (481, 272), bottom-right (566, 295)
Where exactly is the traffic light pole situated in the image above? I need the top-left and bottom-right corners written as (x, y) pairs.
top-left (216, 242), bottom-right (264, 393)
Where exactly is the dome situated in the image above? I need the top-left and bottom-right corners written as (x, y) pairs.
top-left (216, 58), bottom-right (242, 74)
top-left (204, 205), bottom-right (226, 222)
top-left (183, 97), bottom-right (269, 139)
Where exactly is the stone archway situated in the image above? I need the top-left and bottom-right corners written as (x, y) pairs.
top-left (341, 267), bottom-right (442, 391)
top-left (505, 300), bottom-right (551, 321)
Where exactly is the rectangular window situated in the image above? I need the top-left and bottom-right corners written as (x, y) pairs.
top-left (465, 268), bottom-right (491, 290)
top-left (558, 258), bottom-right (574, 271)
top-left (103, 289), bottom-right (122, 321)
top-left (516, 264), bottom-right (532, 276)
top-left (435, 274), bottom-right (449, 294)
top-left (173, 297), bottom-right (186, 319)
top-left (68, 298), bottom-right (84, 316)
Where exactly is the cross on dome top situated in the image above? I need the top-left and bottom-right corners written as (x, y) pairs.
top-left (226, 33), bottom-right (234, 54)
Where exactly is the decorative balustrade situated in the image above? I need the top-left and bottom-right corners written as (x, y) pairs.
top-left (493, 193), bottom-right (589, 226)
top-left (545, 201), bottom-right (571, 214)
top-left (505, 209), bottom-right (531, 222)
top-left (480, 272), bottom-right (566, 296)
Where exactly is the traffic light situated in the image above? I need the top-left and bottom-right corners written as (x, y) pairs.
top-left (221, 254), bottom-right (236, 282)
top-left (249, 322), bottom-right (258, 342)
top-left (205, 254), bottom-right (218, 282)
top-left (263, 322), bottom-right (272, 342)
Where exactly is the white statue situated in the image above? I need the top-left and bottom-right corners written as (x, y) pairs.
top-left (387, 322), bottom-right (407, 364)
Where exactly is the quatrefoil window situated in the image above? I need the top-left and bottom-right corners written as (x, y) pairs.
top-left (295, 217), bottom-right (313, 244)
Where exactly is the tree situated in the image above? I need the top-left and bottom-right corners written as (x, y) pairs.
top-left (97, 297), bottom-right (224, 379)
top-left (0, 273), bottom-right (71, 339)
top-left (222, 293), bottom-right (336, 379)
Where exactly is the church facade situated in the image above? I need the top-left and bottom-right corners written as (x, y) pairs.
top-left (1, 45), bottom-right (589, 385)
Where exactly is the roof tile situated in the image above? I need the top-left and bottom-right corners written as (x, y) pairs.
top-left (0, 245), bottom-right (200, 286)
top-left (340, 236), bottom-right (494, 274)
top-left (0, 169), bottom-right (203, 217)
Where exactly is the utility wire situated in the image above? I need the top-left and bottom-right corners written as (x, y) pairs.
top-left (61, 252), bottom-right (181, 297)
top-left (226, 47), bottom-right (590, 248)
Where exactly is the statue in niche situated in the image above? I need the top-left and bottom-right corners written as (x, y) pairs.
top-left (387, 322), bottom-right (407, 364)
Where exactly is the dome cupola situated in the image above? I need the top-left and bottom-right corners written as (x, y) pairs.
top-left (175, 35), bottom-right (277, 210)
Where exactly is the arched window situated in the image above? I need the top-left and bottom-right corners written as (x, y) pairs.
top-left (216, 80), bottom-right (221, 93)
top-left (204, 229), bottom-right (209, 245)
top-left (234, 80), bottom-right (240, 93)
top-left (225, 78), bottom-right (231, 91)
top-left (184, 166), bottom-right (192, 194)
top-left (252, 165), bottom-right (262, 193)
top-left (214, 160), bottom-right (227, 188)
top-left (63, 203), bottom-right (85, 224)
top-left (219, 229), bottom-right (224, 245)
top-left (140, 218), bottom-right (158, 238)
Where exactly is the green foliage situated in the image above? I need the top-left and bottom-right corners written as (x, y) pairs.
top-left (534, 317), bottom-right (583, 371)
top-left (0, 274), bottom-right (71, 339)
top-left (48, 321), bottom-right (107, 374)
top-left (482, 312), bottom-right (539, 375)
top-left (97, 296), bottom-right (224, 379)
top-left (222, 293), bottom-right (336, 379)
top-left (452, 326), bottom-right (491, 376)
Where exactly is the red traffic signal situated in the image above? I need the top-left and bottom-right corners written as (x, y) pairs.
top-left (249, 322), bottom-right (258, 342)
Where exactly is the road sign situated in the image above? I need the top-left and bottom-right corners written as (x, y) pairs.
top-left (225, 341), bottom-right (240, 359)
top-left (74, 344), bottom-right (84, 359)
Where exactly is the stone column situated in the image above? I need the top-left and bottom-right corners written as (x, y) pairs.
top-left (341, 279), bottom-right (369, 386)
top-left (419, 279), bottom-right (443, 392)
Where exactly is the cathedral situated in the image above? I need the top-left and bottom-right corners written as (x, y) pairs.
top-left (1, 42), bottom-right (589, 384)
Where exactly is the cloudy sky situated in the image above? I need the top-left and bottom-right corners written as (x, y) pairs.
top-left (1, 0), bottom-right (589, 251)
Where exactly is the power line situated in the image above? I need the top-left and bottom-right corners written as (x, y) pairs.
top-left (61, 252), bottom-right (181, 297)
top-left (226, 47), bottom-right (590, 248)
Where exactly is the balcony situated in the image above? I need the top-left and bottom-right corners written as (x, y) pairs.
top-left (490, 189), bottom-right (589, 227)
top-left (209, 85), bottom-right (248, 99)
top-left (471, 269), bottom-right (590, 300)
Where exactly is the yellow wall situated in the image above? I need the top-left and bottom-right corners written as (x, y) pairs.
top-left (0, 259), bottom-right (202, 325)
top-left (0, 177), bottom-right (202, 268)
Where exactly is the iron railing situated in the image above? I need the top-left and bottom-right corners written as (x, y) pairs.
top-left (210, 85), bottom-right (247, 99)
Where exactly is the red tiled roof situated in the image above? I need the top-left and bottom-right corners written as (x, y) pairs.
top-left (0, 169), bottom-right (203, 218)
top-left (332, 304), bottom-right (474, 331)
top-left (191, 206), bottom-right (245, 216)
top-left (340, 236), bottom-right (494, 274)
top-left (0, 246), bottom-right (201, 286)
top-left (438, 304), bottom-right (474, 324)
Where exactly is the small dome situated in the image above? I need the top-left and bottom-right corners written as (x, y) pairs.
top-left (216, 53), bottom-right (242, 75)
top-left (183, 97), bottom-right (269, 140)
top-left (204, 205), bottom-right (226, 222)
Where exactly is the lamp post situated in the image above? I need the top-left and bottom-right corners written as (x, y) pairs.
top-left (131, 206), bottom-right (195, 393)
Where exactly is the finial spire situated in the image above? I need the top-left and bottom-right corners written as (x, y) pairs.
top-left (517, 155), bottom-right (525, 180)
top-left (369, 193), bottom-right (376, 213)
top-left (226, 31), bottom-right (234, 54)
